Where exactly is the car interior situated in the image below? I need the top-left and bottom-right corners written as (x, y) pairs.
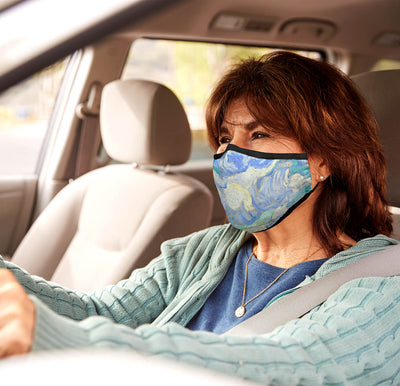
top-left (11, 78), bottom-right (213, 292)
top-left (0, 0), bottom-right (399, 293)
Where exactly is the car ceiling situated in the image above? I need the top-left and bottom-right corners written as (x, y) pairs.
top-left (121, 0), bottom-right (400, 60)
top-left (0, 0), bottom-right (399, 92)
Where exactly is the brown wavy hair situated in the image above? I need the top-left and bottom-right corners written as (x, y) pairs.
top-left (206, 51), bottom-right (392, 255)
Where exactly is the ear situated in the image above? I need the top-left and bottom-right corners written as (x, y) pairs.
top-left (308, 154), bottom-right (330, 186)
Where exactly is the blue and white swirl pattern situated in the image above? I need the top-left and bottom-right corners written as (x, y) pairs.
top-left (213, 146), bottom-right (312, 233)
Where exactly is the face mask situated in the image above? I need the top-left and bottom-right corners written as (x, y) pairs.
top-left (213, 144), bottom-right (315, 233)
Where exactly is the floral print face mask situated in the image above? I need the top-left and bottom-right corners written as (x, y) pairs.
top-left (213, 144), bottom-right (315, 233)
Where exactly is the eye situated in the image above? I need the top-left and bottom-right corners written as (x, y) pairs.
top-left (218, 135), bottom-right (231, 145)
top-left (252, 131), bottom-right (270, 140)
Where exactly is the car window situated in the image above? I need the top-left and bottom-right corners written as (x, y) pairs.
top-left (0, 58), bottom-right (68, 174)
top-left (121, 38), bottom-right (323, 161)
top-left (371, 59), bottom-right (400, 72)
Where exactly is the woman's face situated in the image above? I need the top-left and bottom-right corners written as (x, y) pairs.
top-left (217, 98), bottom-right (303, 154)
top-left (217, 98), bottom-right (329, 187)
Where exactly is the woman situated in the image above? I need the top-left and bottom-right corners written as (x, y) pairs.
top-left (0, 51), bottom-right (399, 384)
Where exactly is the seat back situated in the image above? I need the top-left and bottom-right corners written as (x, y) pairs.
top-left (352, 69), bottom-right (400, 238)
top-left (12, 79), bottom-right (213, 292)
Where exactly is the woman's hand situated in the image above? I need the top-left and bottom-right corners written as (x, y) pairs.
top-left (0, 268), bottom-right (35, 358)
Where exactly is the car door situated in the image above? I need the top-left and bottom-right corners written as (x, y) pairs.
top-left (0, 60), bottom-right (69, 257)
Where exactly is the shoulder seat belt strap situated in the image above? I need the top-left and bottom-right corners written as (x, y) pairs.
top-left (226, 243), bottom-right (400, 336)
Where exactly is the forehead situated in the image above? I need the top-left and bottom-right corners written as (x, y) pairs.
top-left (222, 99), bottom-right (258, 128)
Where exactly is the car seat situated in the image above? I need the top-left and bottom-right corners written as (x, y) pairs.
top-left (11, 79), bottom-right (213, 292)
top-left (352, 69), bottom-right (400, 239)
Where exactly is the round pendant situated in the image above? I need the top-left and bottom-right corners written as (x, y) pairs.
top-left (235, 305), bottom-right (246, 318)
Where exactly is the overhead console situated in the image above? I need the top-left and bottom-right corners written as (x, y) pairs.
top-left (210, 12), bottom-right (337, 44)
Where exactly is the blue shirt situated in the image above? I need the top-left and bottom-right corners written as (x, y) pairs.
top-left (187, 239), bottom-right (329, 334)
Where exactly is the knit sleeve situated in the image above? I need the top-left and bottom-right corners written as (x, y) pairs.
top-left (31, 276), bottom-right (400, 385)
top-left (0, 225), bottom-right (232, 329)
top-left (0, 253), bottom-right (178, 328)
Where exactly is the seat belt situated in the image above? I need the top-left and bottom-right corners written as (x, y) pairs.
top-left (226, 243), bottom-right (400, 336)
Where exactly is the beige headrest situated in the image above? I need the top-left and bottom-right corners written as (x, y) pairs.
top-left (100, 79), bottom-right (191, 165)
top-left (352, 69), bottom-right (400, 206)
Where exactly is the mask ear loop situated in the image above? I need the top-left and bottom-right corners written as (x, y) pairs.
top-left (263, 182), bottom-right (320, 231)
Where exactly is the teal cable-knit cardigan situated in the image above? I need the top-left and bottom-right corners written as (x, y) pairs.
top-left (2, 224), bottom-right (400, 384)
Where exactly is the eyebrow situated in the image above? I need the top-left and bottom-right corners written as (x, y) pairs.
top-left (220, 119), bottom-right (260, 133)
top-left (244, 120), bottom-right (260, 130)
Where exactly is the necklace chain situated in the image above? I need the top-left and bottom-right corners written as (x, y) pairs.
top-left (235, 246), bottom-right (322, 318)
